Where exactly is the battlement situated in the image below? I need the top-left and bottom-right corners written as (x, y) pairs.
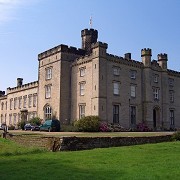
top-left (141, 48), bottom-right (152, 57)
top-left (106, 53), bottom-right (143, 68)
top-left (168, 69), bottom-right (180, 77)
top-left (81, 28), bottom-right (98, 37)
top-left (38, 44), bottom-right (85, 60)
top-left (7, 81), bottom-right (38, 94)
top-left (157, 53), bottom-right (168, 61)
top-left (91, 41), bottom-right (108, 49)
top-left (0, 91), bottom-right (5, 97)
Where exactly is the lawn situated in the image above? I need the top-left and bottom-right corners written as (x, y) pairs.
top-left (0, 138), bottom-right (180, 180)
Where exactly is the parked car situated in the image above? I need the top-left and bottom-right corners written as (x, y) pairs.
top-left (24, 124), bottom-right (40, 131)
top-left (40, 119), bottom-right (60, 132)
top-left (0, 123), bottom-right (7, 131)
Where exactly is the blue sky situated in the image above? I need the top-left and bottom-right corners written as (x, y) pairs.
top-left (0, 0), bottom-right (180, 91)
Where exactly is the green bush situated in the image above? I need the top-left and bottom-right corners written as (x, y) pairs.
top-left (18, 120), bottom-right (26, 130)
top-left (8, 125), bottom-right (15, 130)
top-left (172, 131), bottom-right (180, 141)
top-left (74, 116), bottom-right (100, 132)
top-left (28, 117), bottom-right (41, 126)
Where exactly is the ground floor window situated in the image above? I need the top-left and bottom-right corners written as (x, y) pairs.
top-left (130, 106), bottom-right (136, 125)
top-left (44, 106), bottom-right (52, 120)
top-left (170, 110), bottom-right (174, 126)
top-left (113, 105), bottom-right (119, 123)
top-left (79, 104), bottom-right (85, 119)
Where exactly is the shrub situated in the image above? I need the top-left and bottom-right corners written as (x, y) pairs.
top-left (99, 122), bottom-right (110, 132)
top-left (172, 131), bottom-right (180, 141)
top-left (28, 117), bottom-right (41, 126)
top-left (18, 120), bottom-right (26, 130)
top-left (8, 125), bottom-right (15, 130)
top-left (74, 116), bottom-right (100, 132)
top-left (136, 122), bottom-right (150, 132)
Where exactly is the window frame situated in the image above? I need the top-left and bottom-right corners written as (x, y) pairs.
top-left (45, 85), bottom-right (51, 99)
top-left (130, 70), bottom-right (136, 79)
top-left (113, 82), bottom-right (120, 95)
top-left (80, 67), bottom-right (86, 77)
top-left (79, 104), bottom-right (85, 119)
top-left (113, 105), bottom-right (119, 124)
top-left (45, 67), bottom-right (52, 80)
top-left (113, 66), bottom-right (120, 76)
top-left (130, 85), bottom-right (136, 98)
top-left (80, 82), bottom-right (85, 96)
top-left (153, 88), bottom-right (159, 100)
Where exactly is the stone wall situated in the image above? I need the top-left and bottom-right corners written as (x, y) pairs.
top-left (3, 133), bottom-right (172, 152)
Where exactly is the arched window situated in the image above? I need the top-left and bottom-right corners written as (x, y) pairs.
top-left (44, 105), bottom-right (52, 120)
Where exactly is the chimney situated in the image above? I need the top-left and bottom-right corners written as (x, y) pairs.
top-left (17, 78), bottom-right (23, 87)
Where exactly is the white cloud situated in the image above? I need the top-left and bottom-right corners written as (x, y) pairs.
top-left (0, 0), bottom-right (39, 24)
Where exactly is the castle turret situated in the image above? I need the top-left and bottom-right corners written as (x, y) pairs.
top-left (81, 29), bottom-right (98, 54)
top-left (157, 53), bottom-right (168, 70)
top-left (141, 48), bottom-right (152, 67)
top-left (17, 78), bottom-right (23, 87)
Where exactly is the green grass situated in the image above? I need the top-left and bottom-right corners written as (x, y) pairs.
top-left (0, 138), bottom-right (180, 180)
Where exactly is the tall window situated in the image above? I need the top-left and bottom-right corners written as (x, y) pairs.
top-left (113, 105), bottom-right (119, 123)
top-left (79, 104), bottom-right (85, 119)
top-left (113, 67), bottom-right (120, 76)
top-left (80, 67), bottom-right (85, 77)
top-left (14, 98), bottom-right (17, 109)
top-left (169, 78), bottom-right (174, 86)
top-left (130, 106), bottom-right (136, 125)
top-left (169, 91), bottom-right (174, 103)
top-left (1, 114), bottom-right (3, 124)
top-left (9, 114), bottom-right (12, 125)
top-left (14, 114), bottom-right (17, 125)
top-left (46, 67), bottom-right (52, 80)
top-left (23, 96), bottom-right (27, 108)
top-left (44, 106), bottom-right (52, 120)
top-left (1, 102), bottom-right (4, 110)
top-left (80, 82), bottom-right (85, 96)
top-left (45, 85), bottom-right (51, 98)
top-left (113, 82), bottom-right (120, 95)
top-left (153, 88), bottom-right (159, 100)
top-left (33, 94), bottom-right (37, 107)
top-left (154, 74), bottom-right (158, 83)
top-left (170, 110), bottom-right (174, 126)
top-left (28, 95), bottom-right (32, 108)
top-left (130, 70), bottom-right (136, 79)
top-left (130, 85), bottom-right (136, 98)
top-left (10, 99), bottom-right (13, 110)
top-left (18, 97), bottom-right (22, 109)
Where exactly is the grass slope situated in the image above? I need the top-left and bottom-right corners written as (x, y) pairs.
top-left (0, 138), bottom-right (180, 180)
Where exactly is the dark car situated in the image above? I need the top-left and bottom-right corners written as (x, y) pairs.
top-left (24, 124), bottom-right (40, 131)
top-left (0, 123), bottom-right (7, 131)
top-left (40, 119), bottom-right (60, 132)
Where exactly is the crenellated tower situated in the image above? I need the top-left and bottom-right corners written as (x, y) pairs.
top-left (157, 53), bottom-right (168, 70)
top-left (81, 28), bottom-right (98, 54)
top-left (141, 48), bottom-right (152, 67)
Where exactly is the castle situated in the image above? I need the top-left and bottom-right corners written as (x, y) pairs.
top-left (0, 28), bottom-right (180, 130)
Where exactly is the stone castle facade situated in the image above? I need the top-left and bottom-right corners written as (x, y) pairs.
top-left (0, 28), bottom-right (180, 130)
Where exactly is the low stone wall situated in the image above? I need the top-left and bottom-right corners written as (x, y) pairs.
top-left (59, 135), bottom-right (172, 151)
top-left (2, 133), bottom-right (172, 151)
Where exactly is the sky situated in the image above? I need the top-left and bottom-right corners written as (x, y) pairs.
top-left (0, 0), bottom-right (180, 91)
